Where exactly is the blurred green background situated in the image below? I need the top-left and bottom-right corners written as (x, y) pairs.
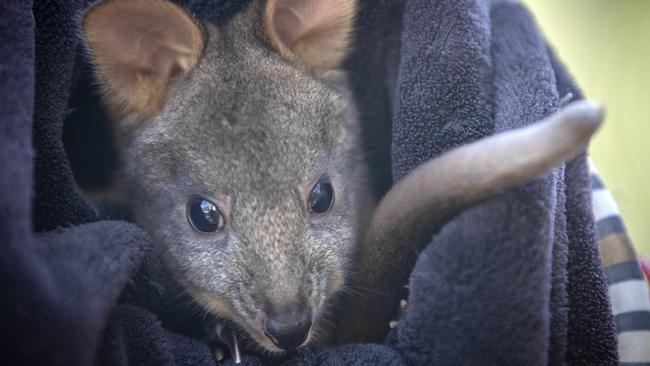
top-left (522, 0), bottom-right (649, 256)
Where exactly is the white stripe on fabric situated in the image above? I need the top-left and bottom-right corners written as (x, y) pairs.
top-left (609, 280), bottom-right (650, 315)
top-left (619, 331), bottom-right (650, 363)
top-left (592, 188), bottom-right (621, 222)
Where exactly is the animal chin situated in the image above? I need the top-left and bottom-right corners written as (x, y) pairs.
top-left (213, 311), bottom-right (307, 354)
top-left (218, 321), bottom-right (290, 354)
top-left (254, 331), bottom-right (289, 353)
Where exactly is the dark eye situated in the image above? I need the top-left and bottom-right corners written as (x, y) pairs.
top-left (187, 197), bottom-right (225, 233)
top-left (309, 179), bottom-right (334, 214)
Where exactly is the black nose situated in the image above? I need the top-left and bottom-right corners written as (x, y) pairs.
top-left (264, 308), bottom-right (312, 350)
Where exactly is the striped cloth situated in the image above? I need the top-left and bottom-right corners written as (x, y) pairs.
top-left (589, 159), bottom-right (650, 365)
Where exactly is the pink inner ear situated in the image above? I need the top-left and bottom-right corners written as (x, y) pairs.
top-left (272, 0), bottom-right (315, 48)
top-left (102, 10), bottom-right (200, 79)
top-left (82, 0), bottom-right (203, 117)
top-left (265, 0), bottom-right (356, 73)
top-left (271, 0), bottom-right (338, 49)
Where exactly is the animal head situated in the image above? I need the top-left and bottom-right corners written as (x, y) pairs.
top-left (82, 0), bottom-right (363, 353)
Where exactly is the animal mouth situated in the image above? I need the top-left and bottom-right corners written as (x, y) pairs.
top-left (262, 328), bottom-right (311, 351)
top-left (214, 318), bottom-right (306, 356)
top-left (195, 288), bottom-right (316, 353)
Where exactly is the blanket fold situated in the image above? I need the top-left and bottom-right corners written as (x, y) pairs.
top-left (32, 0), bottom-right (98, 232)
top-left (0, 0), bottom-right (620, 365)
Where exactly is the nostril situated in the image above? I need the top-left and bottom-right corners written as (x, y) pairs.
top-left (264, 310), bottom-right (312, 350)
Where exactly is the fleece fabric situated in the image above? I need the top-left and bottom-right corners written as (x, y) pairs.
top-left (0, 0), bottom-right (618, 365)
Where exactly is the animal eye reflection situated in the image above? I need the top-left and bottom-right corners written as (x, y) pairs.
top-left (309, 179), bottom-right (334, 214)
top-left (187, 197), bottom-right (225, 233)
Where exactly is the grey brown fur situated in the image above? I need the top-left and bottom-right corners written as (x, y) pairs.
top-left (82, 0), bottom-right (604, 354)
top-left (94, 1), bottom-right (367, 353)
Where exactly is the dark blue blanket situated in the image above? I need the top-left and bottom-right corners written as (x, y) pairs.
top-left (0, 0), bottom-right (617, 365)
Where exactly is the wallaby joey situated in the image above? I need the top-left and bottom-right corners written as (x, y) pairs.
top-left (81, 0), bottom-right (604, 356)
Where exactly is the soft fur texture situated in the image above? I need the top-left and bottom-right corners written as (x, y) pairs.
top-left (0, 0), bottom-right (617, 365)
top-left (389, 1), bottom-right (617, 364)
top-left (82, 0), bottom-right (368, 352)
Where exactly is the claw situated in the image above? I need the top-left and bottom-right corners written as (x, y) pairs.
top-left (215, 323), bottom-right (242, 364)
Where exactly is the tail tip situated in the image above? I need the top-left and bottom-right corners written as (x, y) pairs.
top-left (563, 100), bottom-right (605, 134)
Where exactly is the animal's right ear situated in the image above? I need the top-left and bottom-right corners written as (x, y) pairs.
top-left (82, 0), bottom-right (203, 119)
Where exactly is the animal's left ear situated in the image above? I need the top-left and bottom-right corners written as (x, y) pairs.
top-left (264, 0), bottom-right (357, 74)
